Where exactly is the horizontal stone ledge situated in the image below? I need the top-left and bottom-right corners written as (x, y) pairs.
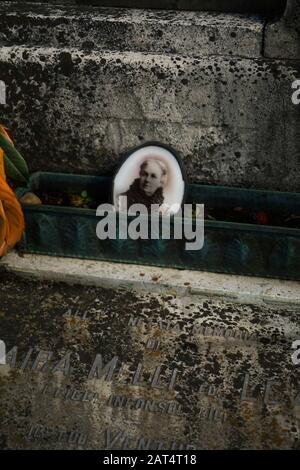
top-left (0, 46), bottom-right (298, 125)
top-left (0, 45), bottom-right (298, 136)
top-left (2, 252), bottom-right (300, 306)
top-left (0, 3), bottom-right (264, 58)
top-left (9, 0), bottom-right (287, 15)
top-left (0, 45), bottom-right (299, 191)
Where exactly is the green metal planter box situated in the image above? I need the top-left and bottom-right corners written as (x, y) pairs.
top-left (16, 171), bottom-right (300, 281)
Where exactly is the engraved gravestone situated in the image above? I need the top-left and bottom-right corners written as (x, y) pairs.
top-left (0, 274), bottom-right (299, 449)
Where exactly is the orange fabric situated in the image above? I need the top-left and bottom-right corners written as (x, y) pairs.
top-left (0, 127), bottom-right (24, 257)
top-left (0, 148), bottom-right (4, 180)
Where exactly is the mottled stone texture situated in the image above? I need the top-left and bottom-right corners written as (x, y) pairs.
top-left (0, 5), bottom-right (265, 57)
top-left (0, 273), bottom-right (300, 450)
top-left (7, 0), bottom-right (287, 14)
top-left (0, 1), bottom-right (299, 191)
top-left (265, 0), bottom-right (300, 59)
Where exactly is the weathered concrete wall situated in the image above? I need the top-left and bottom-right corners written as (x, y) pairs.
top-left (0, 1), bottom-right (299, 191)
top-left (9, 0), bottom-right (287, 14)
top-left (0, 273), bottom-right (300, 450)
top-left (0, 5), bottom-right (265, 57)
top-left (265, 0), bottom-right (300, 59)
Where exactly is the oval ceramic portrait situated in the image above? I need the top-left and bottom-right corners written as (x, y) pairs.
top-left (112, 142), bottom-right (187, 215)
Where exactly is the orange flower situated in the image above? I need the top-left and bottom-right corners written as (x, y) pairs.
top-left (0, 127), bottom-right (25, 257)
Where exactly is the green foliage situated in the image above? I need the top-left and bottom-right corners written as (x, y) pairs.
top-left (0, 132), bottom-right (29, 183)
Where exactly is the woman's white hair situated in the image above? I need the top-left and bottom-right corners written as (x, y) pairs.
top-left (140, 159), bottom-right (168, 186)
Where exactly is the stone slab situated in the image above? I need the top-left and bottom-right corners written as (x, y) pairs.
top-left (1, 251), bottom-right (300, 306)
top-left (0, 272), bottom-right (300, 449)
top-left (8, 0), bottom-right (287, 14)
top-left (0, 45), bottom-right (299, 191)
top-left (0, 3), bottom-right (264, 58)
top-left (264, 0), bottom-right (300, 60)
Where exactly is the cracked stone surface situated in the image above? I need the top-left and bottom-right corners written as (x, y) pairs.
top-left (265, 0), bottom-right (300, 59)
top-left (0, 2), bottom-right (299, 192)
top-left (0, 272), bottom-right (300, 449)
top-left (0, 44), bottom-right (299, 191)
top-left (0, 3), bottom-right (265, 58)
top-left (9, 0), bottom-right (287, 14)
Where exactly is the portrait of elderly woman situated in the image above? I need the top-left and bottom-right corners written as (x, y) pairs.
top-left (113, 143), bottom-right (187, 216)
top-left (118, 159), bottom-right (168, 212)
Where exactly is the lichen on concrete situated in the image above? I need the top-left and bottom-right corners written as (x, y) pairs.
top-left (0, 2), bottom-right (299, 191)
top-left (0, 44), bottom-right (299, 190)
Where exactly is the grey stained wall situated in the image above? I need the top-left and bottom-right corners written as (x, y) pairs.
top-left (5, 0), bottom-right (287, 14)
top-left (16, 0), bottom-right (288, 15)
top-left (0, 0), bottom-right (299, 191)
